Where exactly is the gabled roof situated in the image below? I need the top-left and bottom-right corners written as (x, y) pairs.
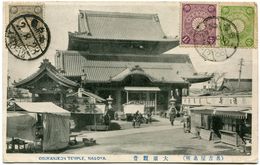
top-left (81, 63), bottom-right (186, 83)
top-left (15, 59), bottom-right (79, 89)
top-left (68, 10), bottom-right (179, 54)
top-left (76, 10), bottom-right (175, 41)
top-left (55, 51), bottom-right (211, 84)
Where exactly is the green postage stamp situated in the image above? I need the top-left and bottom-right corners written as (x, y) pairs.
top-left (220, 5), bottom-right (256, 48)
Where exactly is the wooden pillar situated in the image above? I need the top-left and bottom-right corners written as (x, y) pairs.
top-left (187, 84), bottom-right (190, 96)
top-left (168, 90), bottom-right (172, 108)
top-left (116, 90), bottom-right (121, 111)
top-left (59, 87), bottom-right (65, 108)
top-left (60, 92), bottom-right (64, 108)
top-left (155, 92), bottom-right (157, 115)
top-left (126, 91), bottom-right (129, 103)
top-left (146, 92), bottom-right (149, 112)
top-left (179, 88), bottom-right (182, 104)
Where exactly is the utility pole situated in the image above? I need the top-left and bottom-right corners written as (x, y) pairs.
top-left (237, 58), bottom-right (244, 91)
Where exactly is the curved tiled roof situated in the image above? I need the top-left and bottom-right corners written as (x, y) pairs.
top-left (15, 59), bottom-right (79, 89)
top-left (68, 10), bottom-right (179, 54)
top-left (76, 10), bottom-right (173, 41)
top-left (54, 51), bottom-right (209, 84)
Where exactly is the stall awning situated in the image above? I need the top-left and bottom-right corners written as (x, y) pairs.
top-left (124, 86), bottom-right (161, 92)
top-left (15, 102), bottom-right (71, 116)
top-left (189, 106), bottom-right (216, 115)
top-left (213, 107), bottom-right (251, 119)
top-left (190, 106), bottom-right (251, 119)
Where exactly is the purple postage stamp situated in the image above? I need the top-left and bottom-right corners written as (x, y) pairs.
top-left (181, 4), bottom-right (217, 45)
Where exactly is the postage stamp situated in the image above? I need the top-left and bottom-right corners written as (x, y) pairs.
top-left (9, 5), bottom-right (44, 20)
top-left (220, 5), bottom-right (256, 48)
top-left (181, 3), bottom-right (217, 45)
top-left (2, 1), bottom-right (258, 163)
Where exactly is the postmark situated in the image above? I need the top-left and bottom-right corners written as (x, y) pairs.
top-left (193, 16), bottom-right (239, 61)
top-left (5, 14), bottom-right (51, 60)
top-left (181, 3), bottom-right (217, 45)
top-left (220, 5), bottom-right (256, 48)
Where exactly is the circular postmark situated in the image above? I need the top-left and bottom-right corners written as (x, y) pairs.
top-left (193, 16), bottom-right (239, 62)
top-left (5, 14), bottom-right (50, 60)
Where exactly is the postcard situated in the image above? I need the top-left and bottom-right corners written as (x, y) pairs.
top-left (2, 1), bottom-right (258, 163)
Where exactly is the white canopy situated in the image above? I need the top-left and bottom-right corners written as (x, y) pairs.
top-left (124, 86), bottom-right (160, 92)
top-left (123, 104), bottom-right (145, 114)
top-left (15, 102), bottom-right (71, 116)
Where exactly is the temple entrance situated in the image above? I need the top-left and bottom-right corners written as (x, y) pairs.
top-left (124, 86), bottom-right (159, 114)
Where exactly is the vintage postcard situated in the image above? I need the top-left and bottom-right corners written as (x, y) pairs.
top-left (2, 1), bottom-right (258, 163)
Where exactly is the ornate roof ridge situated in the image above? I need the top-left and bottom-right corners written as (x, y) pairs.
top-left (79, 10), bottom-right (158, 19)
top-left (56, 50), bottom-right (190, 58)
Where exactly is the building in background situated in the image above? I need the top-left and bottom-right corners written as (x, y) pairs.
top-left (14, 10), bottom-right (212, 114)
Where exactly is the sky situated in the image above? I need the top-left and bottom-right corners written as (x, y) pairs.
top-left (6, 2), bottom-right (254, 88)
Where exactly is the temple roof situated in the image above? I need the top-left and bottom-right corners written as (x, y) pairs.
top-left (68, 10), bottom-right (179, 54)
top-left (55, 51), bottom-right (212, 84)
top-left (81, 63), bottom-right (186, 83)
top-left (15, 59), bottom-right (79, 89)
top-left (76, 10), bottom-right (175, 41)
top-left (183, 74), bottom-right (214, 83)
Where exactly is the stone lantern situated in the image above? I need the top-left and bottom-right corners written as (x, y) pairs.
top-left (107, 95), bottom-right (113, 110)
top-left (169, 90), bottom-right (176, 107)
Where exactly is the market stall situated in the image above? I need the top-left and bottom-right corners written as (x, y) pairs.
top-left (189, 106), bottom-right (251, 146)
top-left (7, 102), bottom-right (71, 152)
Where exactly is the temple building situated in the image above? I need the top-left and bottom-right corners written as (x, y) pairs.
top-left (15, 10), bottom-right (212, 113)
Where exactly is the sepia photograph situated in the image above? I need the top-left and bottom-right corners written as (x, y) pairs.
top-left (3, 1), bottom-right (258, 163)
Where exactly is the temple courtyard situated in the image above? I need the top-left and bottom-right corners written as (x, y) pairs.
top-left (62, 116), bottom-right (248, 155)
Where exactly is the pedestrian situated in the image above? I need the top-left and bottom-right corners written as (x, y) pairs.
top-left (169, 108), bottom-right (176, 126)
top-left (133, 110), bottom-right (140, 127)
top-left (183, 111), bottom-right (191, 133)
top-left (134, 110), bottom-right (139, 120)
top-left (104, 110), bottom-right (111, 126)
top-left (147, 111), bottom-right (152, 124)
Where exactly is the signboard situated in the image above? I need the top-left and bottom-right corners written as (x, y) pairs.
top-left (182, 95), bottom-right (251, 107)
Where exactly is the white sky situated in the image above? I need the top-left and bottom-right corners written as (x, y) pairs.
top-left (7, 2), bottom-right (253, 87)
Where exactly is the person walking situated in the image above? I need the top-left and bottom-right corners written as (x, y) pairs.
top-left (183, 111), bottom-right (191, 133)
top-left (168, 95), bottom-right (177, 126)
top-left (133, 110), bottom-right (141, 128)
top-left (147, 112), bottom-right (152, 124)
top-left (169, 108), bottom-right (176, 126)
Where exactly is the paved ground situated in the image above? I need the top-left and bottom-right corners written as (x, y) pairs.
top-left (63, 116), bottom-right (246, 155)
